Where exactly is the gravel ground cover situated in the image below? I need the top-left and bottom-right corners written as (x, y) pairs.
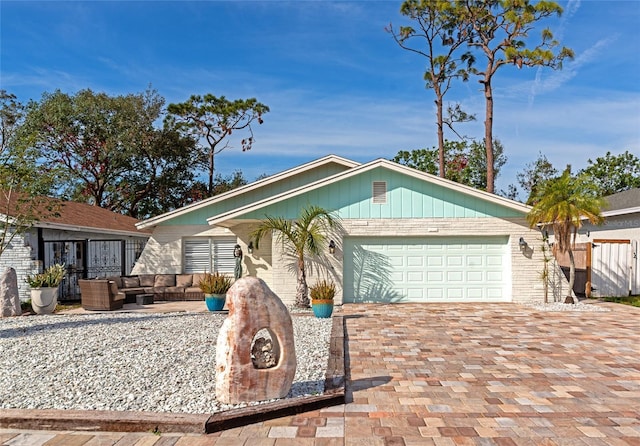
top-left (0, 312), bottom-right (332, 414)
top-left (523, 301), bottom-right (611, 311)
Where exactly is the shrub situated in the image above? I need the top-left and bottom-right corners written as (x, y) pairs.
top-left (310, 279), bottom-right (335, 301)
top-left (25, 264), bottom-right (66, 288)
top-left (198, 272), bottom-right (233, 295)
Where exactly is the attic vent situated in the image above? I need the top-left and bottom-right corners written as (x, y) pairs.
top-left (372, 181), bottom-right (387, 204)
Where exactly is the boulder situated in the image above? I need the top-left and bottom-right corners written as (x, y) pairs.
top-left (215, 276), bottom-right (296, 404)
top-left (1, 267), bottom-right (22, 317)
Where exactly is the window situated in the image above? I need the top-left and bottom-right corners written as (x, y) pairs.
top-left (372, 181), bottom-right (387, 204)
top-left (183, 237), bottom-right (236, 274)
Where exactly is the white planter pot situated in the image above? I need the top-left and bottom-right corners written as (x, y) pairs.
top-left (30, 287), bottom-right (59, 315)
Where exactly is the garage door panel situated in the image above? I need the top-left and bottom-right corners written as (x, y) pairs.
top-left (466, 271), bottom-right (483, 282)
top-left (344, 236), bottom-right (510, 303)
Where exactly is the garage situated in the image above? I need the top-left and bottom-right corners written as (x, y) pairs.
top-left (343, 236), bottom-right (511, 303)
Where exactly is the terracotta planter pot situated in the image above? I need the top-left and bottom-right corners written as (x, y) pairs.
top-left (30, 287), bottom-right (59, 315)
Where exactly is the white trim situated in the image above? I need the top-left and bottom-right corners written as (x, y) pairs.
top-left (207, 158), bottom-right (531, 226)
top-left (136, 154), bottom-right (359, 229)
top-left (34, 221), bottom-right (148, 238)
top-left (601, 206), bottom-right (640, 217)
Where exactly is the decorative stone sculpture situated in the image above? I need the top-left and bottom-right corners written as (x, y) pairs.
top-left (215, 276), bottom-right (296, 404)
top-left (1, 268), bottom-right (22, 317)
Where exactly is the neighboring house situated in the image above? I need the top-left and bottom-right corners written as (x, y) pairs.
top-left (134, 155), bottom-right (555, 305)
top-left (0, 197), bottom-right (150, 302)
top-left (557, 188), bottom-right (640, 297)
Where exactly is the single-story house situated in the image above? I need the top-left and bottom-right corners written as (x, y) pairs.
top-left (0, 196), bottom-right (150, 302)
top-left (133, 155), bottom-right (559, 305)
top-left (556, 188), bottom-right (639, 297)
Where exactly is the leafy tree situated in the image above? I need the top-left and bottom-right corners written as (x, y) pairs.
top-left (211, 170), bottom-right (248, 196)
top-left (120, 126), bottom-right (202, 218)
top-left (387, 0), bottom-right (475, 178)
top-left (0, 90), bottom-right (59, 259)
top-left (20, 88), bottom-right (199, 218)
top-left (526, 168), bottom-right (604, 303)
top-left (392, 138), bottom-right (506, 190)
top-left (579, 150), bottom-right (640, 196)
top-left (515, 151), bottom-right (558, 204)
top-left (458, 0), bottom-right (573, 193)
top-left (250, 205), bottom-right (339, 308)
top-left (166, 94), bottom-right (269, 195)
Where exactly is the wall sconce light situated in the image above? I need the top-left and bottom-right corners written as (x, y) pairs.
top-left (247, 241), bottom-right (254, 254)
top-left (328, 240), bottom-right (336, 254)
top-left (519, 237), bottom-right (528, 251)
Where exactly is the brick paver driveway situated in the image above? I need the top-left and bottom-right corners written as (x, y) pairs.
top-left (2, 302), bottom-right (639, 445)
top-left (342, 302), bottom-right (640, 445)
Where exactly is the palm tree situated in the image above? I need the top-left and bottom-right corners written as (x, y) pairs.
top-left (526, 168), bottom-right (604, 303)
top-left (250, 205), bottom-right (339, 308)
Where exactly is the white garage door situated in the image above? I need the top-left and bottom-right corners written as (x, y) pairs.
top-left (343, 236), bottom-right (510, 303)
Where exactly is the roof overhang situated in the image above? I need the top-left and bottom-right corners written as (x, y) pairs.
top-left (35, 221), bottom-right (150, 238)
top-left (601, 206), bottom-right (640, 218)
top-left (137, 154), bottom-right (360, 230)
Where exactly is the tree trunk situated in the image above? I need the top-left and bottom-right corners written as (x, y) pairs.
top-left (295, 258), bottom-right (309, 308)
top-left (483, 75), bottom-right (495, 194)
top-left (208, 147), bottom-right (215, 195)
top-left (435, 91), bottom-right (445, 178)
top-left (567, 248), bottom-right (577, 304)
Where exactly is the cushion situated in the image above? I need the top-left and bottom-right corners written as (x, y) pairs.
top-left (106, 276), bottom-right (122, 288)
top-left (139, 274), bottom-right (156, 287)
top-left (109, 281), bottom-right (118, 296)
top-left (154, 274), bottom-right (175, 288)
top-left (192, 273), bottom-right (206, 287)
top-left (176, 274), bottom-right (193, 287)
top-left (163, 286), bottom-right (185, 293)
top-left (122, 276), bottom-right (140, 288)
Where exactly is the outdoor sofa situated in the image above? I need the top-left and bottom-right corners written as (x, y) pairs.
top-left (103, 273), bottom-right (206, 303)
top-left (78, 279), bottom-right (125, 311)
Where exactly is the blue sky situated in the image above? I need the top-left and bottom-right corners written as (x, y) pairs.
top-left (2, 0), bottom-right (639, 199)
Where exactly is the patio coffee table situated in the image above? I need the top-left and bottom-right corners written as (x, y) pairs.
top-left (136, 294), bottom-right (154, 305)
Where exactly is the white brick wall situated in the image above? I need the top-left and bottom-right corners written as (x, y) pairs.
top-left (139, 217), bottom-right (570, 307)
top-left (0, 231), bottom-right (41, 302)
top-left (268, 217), bottom-right (555, 305)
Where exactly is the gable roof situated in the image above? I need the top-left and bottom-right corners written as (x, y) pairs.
top-left (137, 154), bottom-right (359, 229)
top-left (205, 158), bottom-right (531, 226)
top-left (603, 188), bottom-right (640, 216)
top-left (1, 193), bottom-right (149, 237)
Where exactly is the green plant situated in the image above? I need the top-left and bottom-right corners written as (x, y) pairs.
top-left (310, 279), bottom-right (335, 302)
top-left (198, 272), bottom-right (233, 295)
top-left (601, 295), bottom-right (640, 307)
top-left (25, 263), bottom-right (66, 288)
top-left (20, 299), bottom-right (32, 313)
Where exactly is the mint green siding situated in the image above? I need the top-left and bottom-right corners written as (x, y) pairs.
top-left (240, 168), bottom-right (523, 220)
top-left (162, 163), bottom-right (350, 226)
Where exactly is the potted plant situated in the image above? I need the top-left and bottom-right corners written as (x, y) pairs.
top-left (310, 278), bottom-right (335, 318)
top-left (26, 263), bottom-right (66, 315)
top-left (199, 272), bottom-right (233, 311)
